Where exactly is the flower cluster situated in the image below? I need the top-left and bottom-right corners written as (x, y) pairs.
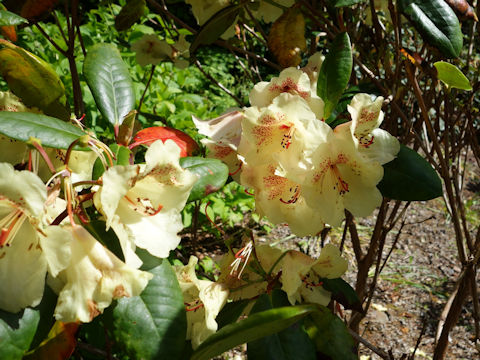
top-left (195, 53), bottom-right (400, 236)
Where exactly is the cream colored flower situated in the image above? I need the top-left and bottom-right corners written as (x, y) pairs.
top-left (0, 163), bottom-right (71, 313)
top-left (175, 256), bottom-right (229, 349)
top-left (131, 34), bottom-right (172, 66)
top-left (249, 67), bottom-right (324, 118)
top-left (52, 225), bottom-right (152, 323)
top-left (185, 0), bottom-right (236, 39)
top-left (302, 52), bottom-right (324, 94)
top-left (252, 0), bottom-right (295, 23)
top-left (94, 140), bottom-right (197, 267)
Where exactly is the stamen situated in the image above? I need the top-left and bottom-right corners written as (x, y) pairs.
top-left (359, 135), bottom-right (375, 148)
top-left (244, 188), bottom-right (254, 196)
top-left (330, 165), bottom-right (349, 195)
top-left (229, 162), bottom-right (243, 176)
top-left (279, 123), bottom-right (295, 149)
top-left (0, 209), bottom-right (26, 248)
top-left (230, 241), bottom-right (253, 278)
top-left (301, 274), bottom-right (323, 289)
top-left (184, 299), bottom-right (204, 312)
top-left (280, 185), bottom-right (300, 204)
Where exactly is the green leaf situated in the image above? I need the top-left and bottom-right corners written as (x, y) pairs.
top-left (378, 145), bottom-right (442, 201)
top-left (247, 291), bottom-right (316, 360)
top-left (0, 112), bottom-right (87, 150)
top-left (92, 143), bottom-right (131, 180)
top-left (398, 0), bottom-right (462, 58)
top-left (328, 0), bottom-right (366, 7)
top-left (308, 307), bottom-right (356, 360)
top-left (216, 299), bottom-right (251, 329)
top-left (83, 43), bottom-right (135, 126)
top-left (115, 0), bottom-right (146, 31)
top-left (434, 61), bottom-right (472, 90)
top-left (317, 32), bottom-right (352, 119)
top-left (0, 40), bottom-right (67, 119)
top-left (318, 278), bottom-right (362, 312)
top-left (191, 304), bottom-right (318, 360)
top-left (180, 157), bottom-right (229, 202)
top-left (0, 10), bottom-right (27, 26)
top-left (0, 308), bottom-right (40, 360)
top-left (190, 4), bottom-right (241, 54)
top-left (112, 260), bottom-right (187, 360)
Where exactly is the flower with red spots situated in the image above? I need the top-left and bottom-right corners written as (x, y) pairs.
top-left (94, 140), bottom-right (197, 267)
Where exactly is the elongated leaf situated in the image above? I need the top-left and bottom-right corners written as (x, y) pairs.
top-left (24, 321), bottom-right (79, 360)
top-left (0, 10), bottom-right (27, 26)
top-left (191, 304), bottom-right (319, 360)
top-left (0, 40), bottom-right (67, 118)
top-left (319, 278), bottom-right (362, 312)
top-left (329, 0), bottom-right (366, 7)
top-left (434, 61), bottom-right (472, 90)
top-left (378, 145), bottom-right (442, 200)
top-left (0, 308), bottom-right (40, 360)
top-left (247, 291), bottom-right (316, 360)
top-left (317, 32), bottom-right (352, 119)
top-left (216, 299), bottom-right (251, 329)
top-left (0, 112), bottom-right (87, 150)
top-left (399, 0), bottom-right (462, 58)
top-left (180, 157), bottom-right (229, 202)
top-left (190, 4), bottom-right (241, 54)
top-left (112, 260), bottom-right (187, 360)
top-left (83, 43), bottom-right (135, 126)
top-left (308, 307), bottom-right (356, 360)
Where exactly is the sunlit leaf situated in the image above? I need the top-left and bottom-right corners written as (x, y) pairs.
top-left (378, 145), bottom-right (443, 200)
top-left (434, 61), bottom-right (472, 90)
top-left (0, 308), bottom-right (40, 360)
top-left (399, 0), bottom-right (462, 58)
top-left (317, 32), bottom-right (352, 119)
top-left (0, 9), bottom-right (27, 26)
top-left (83, 43), bottom-right (135, 126)
top-left (132, 126), bottom-right (199, 157)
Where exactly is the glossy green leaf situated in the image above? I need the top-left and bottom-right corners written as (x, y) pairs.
top-left (190, 4), bottom-right (241, 54)
top-left (0, 10), bottom-right (27, 26)
top-left (247, 291), bottom-right (316, 360)
top-left (308, 307), bottom-right (356, 360)
top-left (398, 0), bottom-right (462, 58)
top-left (378, 145), bottom-right (442, 201)
top-left (317, 32), bottom-right (352, 119)
top-left (115, 0), bottom-right (146, 31)
top-left (329, 0), bottom-right (366, 7)
top-left (0, 112), bottom-right (87, 150)
top-left (112, 260), bottom-right (187, 360)
top-left (92, 143), bottom-right (131, 180)
top-left (180, 157), bottom-right (229, 202)
top-left (434, 61), bottom-right (472, 90)
top-left (0, 308), bottom-right (40, 360)
top-left (319, 278), bottom-right (362, 312)
top-left (0, 40), bottom-right (67, 118)
top-left (191, 304), bottom-right (318, 360)
top-left (216, 299), bottom-right (251, 329)
top-left (83, 43), bottom-right (135, 126)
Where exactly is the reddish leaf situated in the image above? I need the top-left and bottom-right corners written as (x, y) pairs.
top-left (23, 321), bottom-right (79, 360)
top-left (1, 25), bottom-right (17, 41)
top-left (20, 0), bottom-right (60, 20)
top-left (131, 126), bottom-right (199, 157)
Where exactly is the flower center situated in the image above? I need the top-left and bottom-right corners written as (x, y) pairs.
top-left (124, 195), bottom-right (163, 216)
top-left (280, 185), bottom-right (300, 204)
top-left (279, 123), bottom-right (295, 149)
top-left (330, 164), bottom-right (349, 195)
top-left (0, 208), bottom-right (26, 248)
top-left (184, 299), bottom-right (204, 312)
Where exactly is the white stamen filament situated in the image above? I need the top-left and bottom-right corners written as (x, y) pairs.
top-left (0, 208), bottom-right (26, 247)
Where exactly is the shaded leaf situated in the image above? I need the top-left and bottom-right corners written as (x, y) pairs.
top-left (378, 145), bottom-right (443, 201)
top-left (0, 112), bottom-right (87, 150)
top-left (83, 43), bottom-right (135, 126)
top-left (399, 0), bottom-right (462, 58)
top-left (115, 0), bottom-right (146, 31)
top-left (24, 321), bottom-right (79, 360)
top-left (268, 8), bottom-right (306, 68)
top-left (444, 0), bottom-right (478, 21)
top-left (434, 61), bottom-right (472, 90)
top-left (216, 299), bottom-right (251, 330)
top-left (308, 307), bottom-right (356, 360)
top-left (0, 40), bottom-right (67, 118)
top-left (190, 4), bottom-right (241, 54)
top-left (318, 278), bottom-right (362, 312)
top-left (0, 308), bottom-right (40, 360)
top-left (317, 32), bottom-right (352, 119)
top-left (191, 304), bottom-right (319, 360)
top-left (112, 260), bottom-right (187, 360)
top-left (247, 291), bottom-right (316, 360)
top-left (132, 126), bottom-right (199, 157)
top-left (180, 157), bottom-right (229, 202)
top-left (20, 0), bottom-right (59, 20)
top-left (328, 0), bottom-right (366, 7)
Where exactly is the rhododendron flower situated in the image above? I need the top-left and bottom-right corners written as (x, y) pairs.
top-left (52, 225), bottom-right (152, 323)
top-left (241, 163), bottom-right (324, 236)
top-left (131, 34), bottom-right (172, 66)
top-left (175, 256), bottom-right (229, 349)
top-left (0, 163), bottom-right (71, 313)
top-left (238, 93), bottom-right (328, 168)
top-left (94, 140), bottom-right (197, 267)
top-left (249, 67), bottom-right (324, 118)
top-left (252, 0), bottom-right (295, 23)
top-left (185, 0), bottom-right (236, 39)
top-left (302, 52), bottom-right (324, 94)
top-left (193, 111), bottom-right (243, 178)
